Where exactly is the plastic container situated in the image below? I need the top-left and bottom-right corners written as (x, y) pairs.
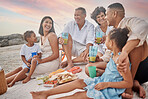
top-left (88, 66), bottom-right (96, 78)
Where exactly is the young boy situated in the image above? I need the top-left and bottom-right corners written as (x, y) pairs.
top-left (6, 30), bottom-right (41, 87)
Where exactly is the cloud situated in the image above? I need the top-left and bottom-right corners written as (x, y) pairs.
top-left (0, 0), bottom-right (148, 36)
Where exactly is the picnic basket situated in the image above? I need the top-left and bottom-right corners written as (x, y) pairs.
top-left (0, 69), bottom-right (7, 95)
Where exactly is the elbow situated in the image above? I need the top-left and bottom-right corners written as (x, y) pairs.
top-left (53, 53), bottom-right (59, 59)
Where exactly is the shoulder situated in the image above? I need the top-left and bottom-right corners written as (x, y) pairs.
top-left (85, 20), bottom-right (94, 29)
top-left (65, 20), bottom-right (75, 26)
top-left (21, 44), bottom-right (26, 49)
top-left (86, 20), bottom-right (94, 26)
top-left (34, 43), bottom-right (40, 47)
top-left (47, 32), bottom-right (57, 40)
top-left (124, 17), bottom-right (148, 25)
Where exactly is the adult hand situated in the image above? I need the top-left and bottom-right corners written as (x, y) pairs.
top-left (80, 49), bottom-right (89, 61)
top-left (95, 55), bottom-right (100, 62)
top-left (85, 53), bottom-right (89, 62)
top-left (94, 38), bottom-right (98, 44)
top-left (117, 51), bottom-right (129, 73)
top-left (95, 82), bottom-right (109, 91)
top-left (58, 37), bottom-right (64, 44)
top-left (100, 35), bottom-right (106, 44)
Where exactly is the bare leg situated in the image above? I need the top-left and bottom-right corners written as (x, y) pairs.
top-left (8, 68), bottom-right (28, 87)
top-left (57, 91), bottom-right (91, 99)
top-left (6, 74), bottom-right (17, 84)
top-left (61, 34), bottom-right (73, 69)
top-left (5, 67), bottom-right (22, 78)
top-left (30, 79), bottom-right (87, 99)
top-left (23, 59), bottom-right (37, 83)
top-left (122, 42), bottom-right (147, 98)
top-left (85, 62), bottom-right (107, 77)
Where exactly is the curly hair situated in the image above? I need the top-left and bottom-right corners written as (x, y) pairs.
top-left (91, 7), bottom-right (106, 25)
top-left (24, 30), bottom-right (34, 42)
top-left (108, 28), bottom-right (129, 51)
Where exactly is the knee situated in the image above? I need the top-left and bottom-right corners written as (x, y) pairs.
top-left (85, 65), bottom-right (89, 76)
top-left (75, 79), bottom-right (84, 85)
top-left (17, 67), bottom-right (23, 71)
top-left (22, 68), bottom-right (28, 73)
top-left (31, 58), bottom-right (37, 64)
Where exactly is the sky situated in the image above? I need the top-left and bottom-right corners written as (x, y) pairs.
top-left (0, 0), bottom-right (148, 36)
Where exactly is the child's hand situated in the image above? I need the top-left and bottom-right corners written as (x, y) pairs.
top-left (26, 62), bottom-right (31, 67)
top-left (27, 58), bottom-right (32, 63)
top-left (95, 82), bottom-right (109, 91)
top-left (80, 49), bottom-right (89, 61)
top-left (85, 53), bottom-right (89, 63)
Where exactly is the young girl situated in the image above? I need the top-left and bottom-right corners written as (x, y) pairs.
top-left (6, 31), bottom-right (41, 87)
top-left (30, 28), bottom-right (133, 99)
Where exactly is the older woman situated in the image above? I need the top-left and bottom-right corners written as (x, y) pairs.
top-left (91, 6), bottom-right (112, 57)
top-left (85, 7), bottom-right (112, 77)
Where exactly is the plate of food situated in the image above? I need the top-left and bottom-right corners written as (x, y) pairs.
top-left (36, 69), bottom-right (78, 87)
top-left (55, 71), bottom-right (78, 84)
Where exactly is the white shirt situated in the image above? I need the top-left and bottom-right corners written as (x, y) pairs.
top-left (20, 43), bottom-right (41, 61)
top-left (62, 20), bottom-right (95, 45)
top-left (118, 17), bottom-right (148, 47)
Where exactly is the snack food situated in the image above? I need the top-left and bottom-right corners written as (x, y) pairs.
top-left (37, 70), bottom-right (78, 87)
top-left (56, 72), bottom-right (78, 84)
top-left (49, 69), bottom-right (65, 78)
top-left (67, 66), bottom-right (82, 74)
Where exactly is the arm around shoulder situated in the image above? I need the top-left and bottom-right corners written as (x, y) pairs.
top-left (108, 60), bottom-right (133, 89)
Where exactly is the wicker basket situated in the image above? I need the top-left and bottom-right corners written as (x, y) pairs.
top-left (0, 69), bottom-right (7, 95)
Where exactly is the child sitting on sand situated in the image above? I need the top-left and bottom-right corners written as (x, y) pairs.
top-left (6, 30), bottom-right (41, 87)
top-left (30, 28), bottom-right (133, 99)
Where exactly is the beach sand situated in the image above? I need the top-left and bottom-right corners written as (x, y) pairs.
top-left (0, 44), bottom-right (23, 73)
top-left (0, 44), bottom-right (148, 99)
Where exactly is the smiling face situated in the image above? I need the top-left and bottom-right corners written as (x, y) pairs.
top-left (96, 12), bottom-right (106, 25)
top-left (42, 18), bottom-right (52, 33)
top-left (106, 8), bottom-right (116, 26)
top-left (27, 32), bottom-right (37, 43)
top-left (74, 10), bottom-right (86, 25)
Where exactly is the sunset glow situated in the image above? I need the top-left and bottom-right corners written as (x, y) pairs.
top-left (0, 0), bottom-right (148, 36)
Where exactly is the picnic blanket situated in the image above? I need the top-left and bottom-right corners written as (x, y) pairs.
top-left (1, 65), bottom-right (148, 99)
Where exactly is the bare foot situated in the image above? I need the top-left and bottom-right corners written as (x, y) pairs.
top-left (133, 80), bottom-right (146, 98)
top-left (8, 82), bottom-right (15, 87)
top-left (22, 76), bottom-right (31, 83)
top-left (65, 63), bottom-right (74, 70)
top-left (30, 91), bottom-right (48, 99)
top-left (122, 88), bottom-right (133, 99)
top-left (60, 61), bottom-right (68, 68)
